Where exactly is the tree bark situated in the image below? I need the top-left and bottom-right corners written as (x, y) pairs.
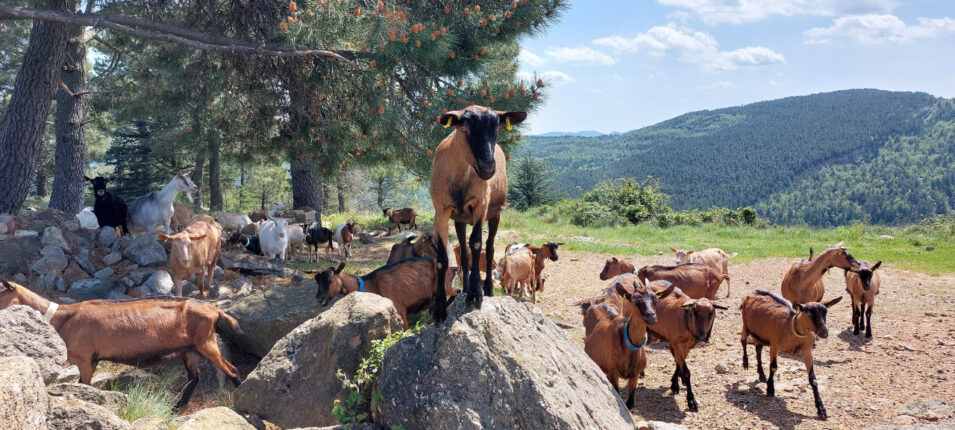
top-left (189, 147), bottom-right (205, 210)
top-left (0, 0), bottom-right (74, 214)
top-left (336, 176), bottom-right (345, 213)
top-left (290, 160), bottom-right (323, 225)
top-left (48, 4), bottom-right (88, 214)
top-left (206, 133), bottom-right (222, 211)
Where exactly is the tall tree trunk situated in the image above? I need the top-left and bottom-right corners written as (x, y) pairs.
top-left (336, 176), bottom-right (345, 213)
top-left (34, 153), bottom-right (48, 197)
top-left (207, 133), bottom-right (222, 211)
top-left (48, 7), bottom-right (88, 214)
top-left (189, 148), bottom-right (205, 210)
top-left (0, 0), bottom-right (74, 214)
top-left (377, 177), bottom-right (384, 209)
top-left (322, 182), bottom-right (331, 213)
top-left (290, 160), bottom-right (323, 226)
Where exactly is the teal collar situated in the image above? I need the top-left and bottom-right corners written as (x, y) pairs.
top-left (623, 319), bottom-right (648, 351)
top-left (357, 276), bottom-right (365, 292)
top-left (244, 237), bottom-right (251, 247)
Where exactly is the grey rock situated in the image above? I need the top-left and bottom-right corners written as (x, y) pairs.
top-left (123, 234), bottom-right (167, 267)
top-left (42, 226), bottom-right (72, 252)
top-left (106, 290), bottom-right (132, 301)
top-left (127, 286), bottom-right (148, 298)
top-left (63, 261), bottom-right (92, 284)
top-left (15, 229), bottom-right (40, 237)
top-left (215, 285), bottom-right (232, 299)
top-left (75, 249), bottom-right (97, 275)
top-left (0, 356), bottom-right (49, 428)
top-left (0, 235), bottom-right (41, 277)
top-left (634, 421), bottom-right (691, 430)
top-left (232, 277), bottom-right (253, 295)
top-left (0, 213), bottom-right (15, 233)
top-left (63, 220), bottom-right (81, 232)
top-left (130, 417), bottom-right (167, 430)
top-left (214, 266), bottom-right (225, 278)
top-left (219, 251), bottom-right (284, 277)
top-left (13, 272), bottom-right (28, 283)
top-left (219, 278), bottom-right (322, 357)
top-left (715, 362), bottom-right (730, 374)
top-left (123, 263), bottom-right (139, 271)
top-left (32, 246), bottom-right (69, 275)
top-left (98, 227), bottom-right (118, 247)
top-left (54, 366), bottom-right (81, 384)
top-left (173, 407), bottom-right (255, 430)
top-left (233, 293), bottom-right (403, 428)
top-left (94, 267), bottom-right (115, 280)
top-left (91, 368), bottom-right (159, 391)
top-left (0, 305), bottom-right (68, 383)
top-left (47, 383), bottom-right (129, 414)
top-left (372, 296), bottom-right (635, 430)
top-left (141, 270), bottom-right (173, 296)
top-left (48, 396), bottom-right (132, 430)
top-left (102, 252), bottom-right (123, 266)
top-left (899, 400), bottom-right (954, 422)
top-left (59, 297), bottom-right (77, 304)
top-left (68, 279), bottom-right (123, 301)
top-left (127, 269), bottom-right (155, 286)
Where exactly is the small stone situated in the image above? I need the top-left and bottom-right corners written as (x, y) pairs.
top-left (93, 267), bottom-right (114, 280)
top-left (102, 252), bottom-right (123, 266)
top-left (715, 362), bottom-right (730, 374)
top-left (123, 264), bottom-right (139, 272)
top-left (97, 227), bottom-right (118, 247)
top-left (41, 226), bottom-right (71, 252)
top-left (15, 230), bottom-right (39, 237)
top-left (894, 414), bottom-right (916, 425)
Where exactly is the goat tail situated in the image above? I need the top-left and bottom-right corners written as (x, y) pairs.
top-left (216, 311), bottom-right (244, 335)
top-left (727, 252), bottom-right (739, 258)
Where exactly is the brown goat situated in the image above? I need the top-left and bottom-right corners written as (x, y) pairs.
top-left (497, 247), bottom-right (537, 302)
top-left (382, 208), bottom-right (418, 234)
top-left (599, 257), bottom-right (635, 280)
top-left (429, 105), bottom-right (526, 320)
top-left (386, 233), bottom-right (440, 264)
top-left (637, 263), bottom-right (726, 300)
top-left (581, 279), bottom-right (674, 409)
top-left (670, 247), bottom-right (736, 298)
top-left (506, 242), bottom-right (561, 293)
top-left (740, 289), bottom-right (842, 420)
top-left (0, 281), bottom-right (242, 410)
top-left (313, 258), bottom-right (458, 329)
top-left (781, 242), bottom-right (862, 305)
top-left (248, 210), bottom-right (268, 223)
top-left (158, 214), bottom-right (222, 298)
top-left (170, 204), bottom-right (195, 233)
top-left (647, 282), bottom-right (727, 412)
top-left (453, 242), bottom-right (497, 274)
top-left (844, 260), bottom-right (881, 338)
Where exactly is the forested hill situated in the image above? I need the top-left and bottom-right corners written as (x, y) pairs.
top-left (520, 89), bottom-right (955, 226)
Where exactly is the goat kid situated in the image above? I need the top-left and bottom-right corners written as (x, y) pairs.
top-left (670, 247), bottom-right (737, 298)
top-left (334, 222), bottom-right (356, 260)
top-left (227, 231), bottom-right (262, 255)
top-left (600, 257), bottom-right (635, 281)
top-left (844, 260), bottom-right (881, 337)
top-left (305, 223), bottom-right (335, 262)
top-left (0, 281), bottom-right (242, 410)
top-left (740, 290), bottom-right (842, 420)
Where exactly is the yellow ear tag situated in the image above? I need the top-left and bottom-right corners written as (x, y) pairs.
top-left (505, 117), bottom-right (512, 131)
top-left (444, 117), bottom-right (453, 128)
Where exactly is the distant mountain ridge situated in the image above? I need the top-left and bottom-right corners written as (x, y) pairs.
top-left (520, 89), bottom-right (955, 226)
top-left (533, 130), bottom-right (608, 137)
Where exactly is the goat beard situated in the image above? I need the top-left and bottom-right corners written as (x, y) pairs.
top-left (185, 191), bottom-right (194, 203)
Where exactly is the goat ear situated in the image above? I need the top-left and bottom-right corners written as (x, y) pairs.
top-left (2, 280), bottom-right (16, 291)
top-left (334, 262), bottom-right (346, 274)
top-left (495, 111), bottom-right (527, 129)
top-left (556, 242), bottom-right (564, 246)
top-left (657, 283), bottom-right (675, 299)
top-left (614, 282), bottom-right (631, 301)
top-left (794, 303), bottom-right (804, 312)
top-left (83, 176), bottom-right (92, 182)
top-left (687, 250), bottom-right (695, 255)
top-left (439, 111), bottom-right (463, 128)
top-left (713, 304), bottom-right (729, 310)
top-left (823, 296), bottom-right (843, 308)
top-left (157, 232), bottom-right (171, 242)
top-left (669, 247), bottom-right (677, 253)
top-left (682, 300), bottom-right (695, 310)
top-left (190, 235), bottom-right (207, 241)
top-left (808, 247), bottom-right (814, 260)
top-left (872, 261), bottom-right (882, 271)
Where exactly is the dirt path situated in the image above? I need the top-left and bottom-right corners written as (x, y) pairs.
top-left (509, 246), bottom-right (955, 429)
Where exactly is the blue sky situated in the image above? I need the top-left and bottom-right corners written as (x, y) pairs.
top-left (516, 0), bottom-right (955, 135)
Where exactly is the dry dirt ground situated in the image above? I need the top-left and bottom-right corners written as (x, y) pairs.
top-left (461, 233), bottom-right (955, 430)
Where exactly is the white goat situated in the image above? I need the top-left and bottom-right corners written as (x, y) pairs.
top-left (126, 172), bottom-right (198, 237)
top-left (217, 211), bottom-right (253, 232)
top-left (285, 223), bottom-right (306, 261)
top-left (259, 217), bottom-right (289, 261)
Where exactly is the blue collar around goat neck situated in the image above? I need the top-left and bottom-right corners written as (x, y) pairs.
top-left (358, 276), bottom-right (365, 292)
top-left (623, 319), bottom-right (648, 351)
top-left (244, 237), bottom-right (250, 247)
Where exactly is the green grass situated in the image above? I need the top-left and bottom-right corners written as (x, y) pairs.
top-left (500, 210), bottom-right (955, 275)
top-left (114, 369), bottom-right (179, 425)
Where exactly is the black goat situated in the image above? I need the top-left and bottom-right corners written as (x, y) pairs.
top-left (305, 224), bottom-right (335, 262)
top-left (227, 231), bottom-right (262, 255)
top-left (84, 176), bottom-right (128, 235)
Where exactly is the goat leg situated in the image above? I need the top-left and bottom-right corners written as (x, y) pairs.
top-left (766, 354), bottom-right (777, 397)
top-left (175, 351), bottom-right (202, 411)
top-left (807, 363), bottom-right (827, 420)
top-left (865, 304), bottom-right (873, 338)
top-left (741, 335), bottom-right (749, 370)
top-left (852, 305), bottom-right (860, 335)
top-left (483, 217), bottom-right (499, 297)
top-left (756, 344), bottom-right (766, 383)
top-left (670, 365), bottom-right (680, 394)
top-left (625, 378), bottom-right (636, 409)
top-left (858, 302), bottom-right (867, 333)
top-left (682, 365), bottom-right (698, 412)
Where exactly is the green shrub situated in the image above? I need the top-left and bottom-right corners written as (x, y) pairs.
top-left (115, 370), bottom-right (178, 425)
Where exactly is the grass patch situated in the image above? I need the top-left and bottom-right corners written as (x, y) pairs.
top-left (115, 369), bottom-right (179, 425)
top-left (500, 211), bottom-right (955, 275)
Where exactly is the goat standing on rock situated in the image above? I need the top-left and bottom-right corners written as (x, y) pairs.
top-left (158, 214), bottom-right (222, 298)
top-left (126, 172), bottom-right (198, 237)
top-left (429, 106), bottom-right (526, 320)
top-left (84, 176), bottom-right (128, 235)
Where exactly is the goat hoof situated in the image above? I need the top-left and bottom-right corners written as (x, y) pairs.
top-left (687, 401), bottom-right (698, 412)
top-left (758, 374), bottom-right (766, 383)
top-left (865, 332), bottom-right (872, 338)
top-left (766, 389), bottom-right (774, 397)
top-left (818, 409), bottom-right (828, 420)
top-left (670, 385), bottom-right (680, 394)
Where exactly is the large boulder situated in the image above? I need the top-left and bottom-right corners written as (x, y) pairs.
top-left (0, 356), bottom-right (49, 428)
top-left (0, 305), bottom-right (68, 383)
top-left (47, 383), bottom-right (129, 415)
top-left (67, 279), bottom-right (124, 302)
top-left (0, 234), bottom-right (42, 276)
top-left (233, 293), bottom-right (404, 428)
top-left (140, 270), bottom-right (173, 296)
top-left (219, 279), bottom-right (323, 357)
top-left (218, 251), bottom-right (284, 277)
top-left (123, 234), bottom-right (167, 267)
top-left (32, 245), bottom-right (70, 275)
top-left (372, 296), bottom-right (635, 430)
top-left (173, 407), bottom-right (255, 430)
top-left (47, 396), bottom-right (132, 430)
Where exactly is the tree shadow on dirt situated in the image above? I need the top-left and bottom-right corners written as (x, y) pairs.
top-left (838, 328), bottom-right (872, 351)
top-left (724, 380), bottom-right (814, 430)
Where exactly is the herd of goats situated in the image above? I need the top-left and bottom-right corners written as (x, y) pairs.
top-left (0, 106), bottom-right (883, 422)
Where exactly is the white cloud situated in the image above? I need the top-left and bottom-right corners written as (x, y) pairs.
top-left (696, 81), bottom-right (736, 90)
top-left (519, 49), bottom-right (545, 67)
top-left (545, 46), bottom-right (618, 66)
top-left (517, 70), bottom-right (576, 85)
top-left (657, 0), bottom-right (898, 25)
top-left (593, 25), bottom-right (785, 72)
top-left (804, 14), bottom-right (955, 44)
